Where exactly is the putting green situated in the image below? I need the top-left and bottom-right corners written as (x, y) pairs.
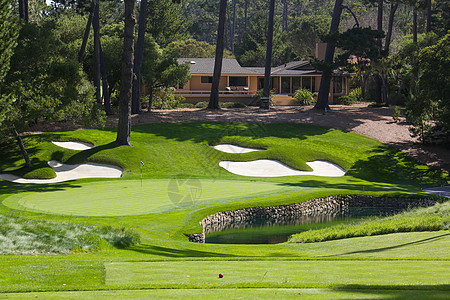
top-left (2, 179), bottom-right (304, 216)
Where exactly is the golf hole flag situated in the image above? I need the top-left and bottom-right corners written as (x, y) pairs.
top-left (140, 160), bottom-right (144, 167)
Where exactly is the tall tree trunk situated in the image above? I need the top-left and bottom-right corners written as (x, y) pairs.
top-left (148, 87), bottom-right (153, 110)
top-left (426, 0), bottom-right (432, 33)
top-left (383, 3), bottom-right (398, 106)
top-left (93, 1), bottom-right (101, 105)
top-left (208, 0), bottom-right (227, 110)
top-left (18, 0), bottom-right (24, 20)
top-left (375, 0), bottom-right (383, 104)
top-left (23, 0), bottom-right (28, 22)
top-left (230, 0), bottom-right (236, 54)
top-left (116, 0), bottom-right (136, 146)
top-left (78, 11), bottom-right (93, 63)
top-left (413, 8), bottom-right (418, 43)
top-left (314, 0), bottom-right (343, 111)
top-left (132, 0), bottom-right (147, 114)
top-left (377, 0), bottom-right (383, 50)
top-left (244, 0), bottom-right (248, 33)
top-left (261, 0), bottom-right (275, 109)
top-left (100, 42), bottom-right (112, 115)
top-left (384, 3), bottom-right (398, 54)
top-left (13, 127), bottom-right (31, 168)
top-left (282, 0), bottom-right (288, 32)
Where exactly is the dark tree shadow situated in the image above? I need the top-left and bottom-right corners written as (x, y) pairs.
top-left (128, 244), bottom-right (236, 258)
top-left (323, 232), bottom-right (450, 257)
top-left (330, 284), bottom-right (450, 299)
top-left (130, 122), bottom-right (333, 144)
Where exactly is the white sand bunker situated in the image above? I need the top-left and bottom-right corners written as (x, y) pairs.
top-left (212, 144), bottom-right (264, 154)
top-left (0, 160), bottom-right (122, 184)
top-left (219, 160), bottom-right (346, 177)
top-left (52, 141), bottom-right (94, 150)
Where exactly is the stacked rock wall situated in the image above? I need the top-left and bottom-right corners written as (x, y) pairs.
top-left (188, 195), bottom-right (436, 243)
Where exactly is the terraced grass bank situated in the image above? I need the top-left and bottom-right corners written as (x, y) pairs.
top-left (289, 200), bottom-right (450, 243)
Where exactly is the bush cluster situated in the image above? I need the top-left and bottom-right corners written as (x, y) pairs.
top-left (294, 88), bottom-right (314, 106)
top-left (150, 88), bottom-right (186, 109)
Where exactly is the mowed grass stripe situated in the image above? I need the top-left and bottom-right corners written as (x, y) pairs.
top-left (3, 179), bottom-right (303, 216)
top-left (105, 260), bottom-right (450, 288)
top-left (2, 288), bottom-right (449, 299)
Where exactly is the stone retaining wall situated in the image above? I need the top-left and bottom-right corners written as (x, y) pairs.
top-left (188, 195), bottom-right (436, 243)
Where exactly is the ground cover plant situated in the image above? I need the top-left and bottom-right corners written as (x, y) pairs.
top-left (0, 122), bottom-right (448, 298)
top-left (0, 214), bottom-right (140, 254)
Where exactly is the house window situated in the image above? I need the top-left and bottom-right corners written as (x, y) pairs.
top-left (229, 76), bottom-right (248, 86)
top-left (311, 77), bottom-right (316, 93)
top-left (201, 76), bottom-right (213, 84)
top-left (281, 77), bottom-right (291, 94)
top-left (292, 77), bottom-right (301, 93)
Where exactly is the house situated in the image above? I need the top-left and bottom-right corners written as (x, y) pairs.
top-left (175, 45), bottom-right (350, 106)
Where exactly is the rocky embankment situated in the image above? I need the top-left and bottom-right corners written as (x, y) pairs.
top-left (188, 195), bottom-right (436, 243)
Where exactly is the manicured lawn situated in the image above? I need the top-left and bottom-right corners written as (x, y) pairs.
top-left (3, 288), bottom-right (450, 299)
top-left (105, 260), bottom-right (450, 288)
top-left (3, 179), bottom-right (301, 216)
top-left (0, 122), bottom-right (448, 298)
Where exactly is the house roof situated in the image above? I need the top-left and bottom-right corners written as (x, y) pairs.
top-left (177, 58), bottom-right (322, 76)
top-left (178, 58), bottom-right (260, 75)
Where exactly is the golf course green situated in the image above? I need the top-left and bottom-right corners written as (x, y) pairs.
top-left (0, 122), bottom-right (448, 299)
top-left (3, 179), bottom-right (306, 216)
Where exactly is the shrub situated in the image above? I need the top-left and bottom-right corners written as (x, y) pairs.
top-left (178, 103), bottom-right (195, 108)
top-left (349, 88), bottom-right (362, 101)
top-left (220, 102), bottom-right (246, 108)
top-left (149, 88), bottom-right (185, 109)
top-left (251, 89), bottom-right (275, 106)
top-left (294, 88), bottom-right (314, 106)
top-left (195, 101), bottom-right (209, 108)
top-left (337, 95), bottom-right (358, 105)
top-left (392, 106), bottom-right (401, 123)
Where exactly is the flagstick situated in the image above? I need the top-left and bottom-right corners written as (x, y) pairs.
top-left (140, 165), bottom-right (143, 188)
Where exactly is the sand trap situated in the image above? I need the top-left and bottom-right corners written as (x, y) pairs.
top-left (52, 141), bottom-right (94, 150)
top-left (219, 160), bottom-right (346, 177)
top-left (422, 186), bottom-right (450, 198)
top-left (212, 144), bottom-right (264, 154)
top-left (0, 160), bottom-right (122, 184)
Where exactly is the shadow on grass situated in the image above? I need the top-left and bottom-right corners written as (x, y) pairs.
top-left (279, 180), bottom-right (413, 193)
top-left (65, 142), bottom-right (118, 165)
top-left (324, 232), bottom-right (450, 257)
top-left (332, 284), bottom-right (450, 299)
top-left (346, 145), bottom-right (449, 187)
top-left (128, 244), bottom-right (236, 258)
top-left (0, 180), bottom-right (82, 197)
top-left (130, 122), bottom-right (333, 144)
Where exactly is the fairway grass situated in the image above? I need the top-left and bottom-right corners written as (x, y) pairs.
top-left (2, 288), bottom-right (449, 299)
top-left (2, 179), bottom-right (307, 216)
top-left (105, 260), bottom-right (450, 288)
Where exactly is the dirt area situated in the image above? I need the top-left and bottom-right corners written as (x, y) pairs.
top-left (29, 103), bottom-right (450, 173)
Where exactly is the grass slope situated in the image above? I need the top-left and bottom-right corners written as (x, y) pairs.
top-left (0, 122), bottom-right (448, 297)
